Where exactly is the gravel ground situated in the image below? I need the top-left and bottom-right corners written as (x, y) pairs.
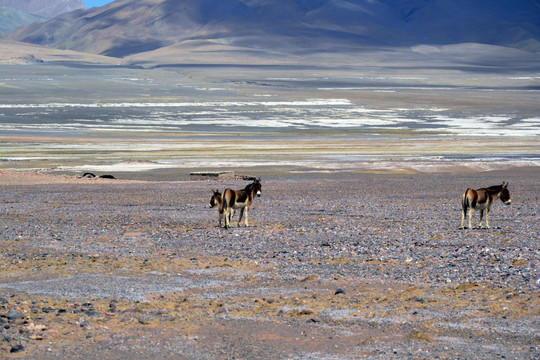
top-left (0, 169), bottom-right (539, 359)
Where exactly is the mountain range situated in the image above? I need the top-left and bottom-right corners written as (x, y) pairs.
top-left (0, 0), bottom-right (85, 35)
top-left (6, 0), bottom-right (540, 61)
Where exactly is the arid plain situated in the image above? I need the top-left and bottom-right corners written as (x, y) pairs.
top-left (0, 46), bottom-right (539, 358)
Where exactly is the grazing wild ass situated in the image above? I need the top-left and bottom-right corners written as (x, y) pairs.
top-left (222, 179), bottom-right (262, 228)
top-left (461, 182), bottom-right (511, 229)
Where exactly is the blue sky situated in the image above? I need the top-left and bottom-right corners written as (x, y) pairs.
top-left (82, 0), bottom-right (115, 8)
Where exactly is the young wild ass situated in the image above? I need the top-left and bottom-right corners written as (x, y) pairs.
top-left (461, 182), bottom-right (511, 229)
top-left (208, 190), bottom-right (236, 228)
top-left (222, 179), bottom-right (262, 229)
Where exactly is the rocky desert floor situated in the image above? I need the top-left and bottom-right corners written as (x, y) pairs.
top-left (0, 168), bottom-right (538, 359)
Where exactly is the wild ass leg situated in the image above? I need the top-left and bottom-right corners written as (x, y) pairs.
top-left (478, 209), bottom-right (484, 228)
top-left (237, 208), bottom-right (245, 227)
top-left (229, 210), bottom-right (234, 226)
top-left (220, 210), bottom-right (229, 228)
top-left (244, 206), bottom-right (249, 227)
top-left (485, 208), bottom-right (490, 229)
top-left (223, 208), bottom-right (231, 229)
top-left (461, 207), bottom-right (467, 229)
top-left (468, 208), bottom-right (474, 229)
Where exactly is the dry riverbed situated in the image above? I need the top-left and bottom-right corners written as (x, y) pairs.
top-left (0, 169), bottom-right (538, 359)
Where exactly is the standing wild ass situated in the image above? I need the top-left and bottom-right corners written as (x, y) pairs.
top-left (222, 179), bottom-right (262, 229)
top-left (461, 182), bottom-right (511, 229)
top-left (209, 190), bottom-right (232, 228)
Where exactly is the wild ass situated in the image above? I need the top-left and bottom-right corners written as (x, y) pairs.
top-left (461, 182), bottom-right (511, 229)
top-left (208, 190), bottom-right (234, 228)
top-left (222, 179), bottom-right (262, 228)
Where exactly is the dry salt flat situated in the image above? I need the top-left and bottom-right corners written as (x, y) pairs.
top-left (0, 168), bottom-right (538, 359)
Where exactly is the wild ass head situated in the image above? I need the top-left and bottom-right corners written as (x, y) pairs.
top-left (500, 182), bottom-right (511, 205)
top-left (209, 190), bottom-right (222, 208)
top-left (253, 179), bottom-right (262, 197)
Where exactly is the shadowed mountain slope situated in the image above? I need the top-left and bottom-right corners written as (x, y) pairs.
top-left (0, 6), bottom-right (44, 36)
top-left (8, 0), bottom-right (540, 59)
top-left (0, 0), bottom-right (85, 19)
top-left (0, 0), bottom-right (85, 36)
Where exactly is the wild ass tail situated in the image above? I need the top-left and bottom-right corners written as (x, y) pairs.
top-left (461, 189), bottom-right (471, 216)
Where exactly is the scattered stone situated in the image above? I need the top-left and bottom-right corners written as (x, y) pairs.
top-left (216, 307), bottom-right (229, 315)
top-left (109, 301), bottom-right (117, 312)
top-left (77, 317), bottom-right (91, 329)
top-left (7, 309), bottom-right (23, 321)
top-left (85, 309), bottom-right (100, 318)
top-left (137, 316), bottom-right (150, 325)
top-left (300, 274), bottom-right (319, 282)
top-left (26, 323), bottom-right (47, 332)
top-left (10, 343), bottom-right (25, 353)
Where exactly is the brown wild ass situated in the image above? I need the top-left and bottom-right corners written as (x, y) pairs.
top-left (222, 179), bottom-right (262, 228)
top-left (461, 182), bottom-right (511, 229)
top-left (208, 190), bottom-right (236, 228)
